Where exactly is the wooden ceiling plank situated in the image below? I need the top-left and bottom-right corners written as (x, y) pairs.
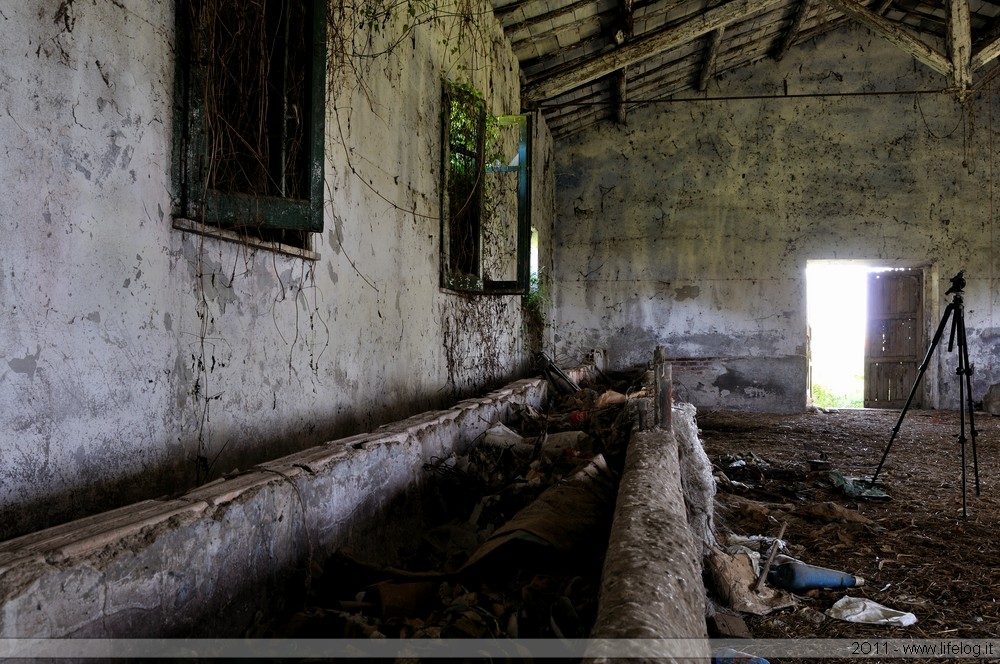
top-left (505, 0), bottom-right (597, 34)
top-left (522, 0), bottom-right (789, 104)
top-left (519, 32), bottom-right (608, 75)
top-left (773, 0), bottom-right (815, 60)
top-left (974, 16), bottom-right (1000, 49)
top-left (697, 28), bottom-right (725, 90)
top-left (823, 0), bottom-right (953, 76)
top-left (494, 0), bottom-right (535, 19)
top-left (948, 0), bottom-right (972, 91)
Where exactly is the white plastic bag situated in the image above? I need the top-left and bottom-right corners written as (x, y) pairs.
top-left (826, 596), bottom-right (917, 626)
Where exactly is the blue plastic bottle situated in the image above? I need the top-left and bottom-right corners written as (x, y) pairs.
top-left (767, 559), bottom-right (865, 592)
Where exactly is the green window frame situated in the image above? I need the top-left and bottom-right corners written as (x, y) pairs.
top-left (440, 81), bottom-right (532, 294)
top-left (173, 0), bottom-right (327, 241)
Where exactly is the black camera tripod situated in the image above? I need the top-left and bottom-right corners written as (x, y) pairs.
top-left (871, 271), bottom-right (980, 518)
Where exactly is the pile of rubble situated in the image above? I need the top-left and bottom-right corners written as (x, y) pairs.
top-left (271, 373), bottom-right (643, 640)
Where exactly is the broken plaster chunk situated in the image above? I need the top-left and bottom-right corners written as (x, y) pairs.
top-left (180, 472), bottom-right (280, 507)
top-left (48, 500), bottom-right (210, 560)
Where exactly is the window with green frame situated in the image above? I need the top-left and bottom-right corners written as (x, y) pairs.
top-left (173, 0), bottom-right (327, 248)
top-left (441, 81), bottom-right (532, 294)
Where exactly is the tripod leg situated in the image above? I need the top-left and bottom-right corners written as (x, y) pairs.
top-left (872, 302), bottom-right (955, 483)
top-left (957, 340), bottom-right (968, 519)
top-left (956, 305), bottom-right (981, 496)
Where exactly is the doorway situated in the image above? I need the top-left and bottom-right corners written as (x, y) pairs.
top-left (806, 263), bottom-right (925, 409)
top-left (864, 268), bottom-right (924, 408)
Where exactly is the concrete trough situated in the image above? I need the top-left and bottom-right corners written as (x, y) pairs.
top-left (0, 365), bottom-right (711, 655)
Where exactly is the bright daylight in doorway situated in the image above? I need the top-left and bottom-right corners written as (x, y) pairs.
top-left (806, 263), bottom-right (870, 408)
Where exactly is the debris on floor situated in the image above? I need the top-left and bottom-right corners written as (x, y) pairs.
top-left (820, 470), bottom-right (891, 502)
top-left (766, 555), bottom-right (865, 592)
top-left (825, 595), bottom-right (918, 627)
top-left (700, 407), bottom-right (1000, 644)
top-left (705, 545), bottom-right (797, 615)
top-left (269, 369), bottom-right (644, 640)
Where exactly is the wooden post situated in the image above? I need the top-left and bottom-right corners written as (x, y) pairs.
top-left (654, 346), bottom-right (672, 431)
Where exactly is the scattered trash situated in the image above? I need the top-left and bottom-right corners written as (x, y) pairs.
top-left (722, 452), bottom-right (771, 469)
top-left (537, 352), bottom-right (581, 395)
top-left (825, 596), bottom-right (917, 626)
top-left (766, 555), bottom-right (865, 592)
top-left (753, 522), bottom-right (787, 592)
top-left (539, 430), bottom-right (594, 461)
top-left (792, 501), bottom-right (873, 524)
top-left (461, 455), bottom-right (617, 572)
top-left (482, 423), bottom-right (534, 454)
top-left (705, 546), bottom-right (797, 615)
top-left (269, 375), bottom-right (642, 641)
top-left (822, 470), bottom-right (891, 502)
top-left (712, 647), bottom-right (769, 664)
top-left (594, 390), bottom-right (627, 408)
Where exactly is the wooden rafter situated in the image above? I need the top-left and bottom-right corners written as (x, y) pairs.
top-left (698, 28), bottom-right (725, 90)
top-left (773, 0), bottom-right (814, 60)
top-left (615, 70), bottom-right (628, 123)
top-left (614, 0), bottom-right (634, 123)
top-left (522, 0), bottom-right (789, 104)
top-left (823, 0), bottom-right (953, 76)
top-left (971, 14), bottom-right (1000, 70)
top-left (973, 35), bottom-right (1000, 70)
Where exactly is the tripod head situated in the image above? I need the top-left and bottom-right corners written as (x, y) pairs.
top-left (945, 270), bottom-right (966, 296)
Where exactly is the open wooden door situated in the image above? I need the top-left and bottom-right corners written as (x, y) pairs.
top-left (865, 269), bottom-right (923, 408)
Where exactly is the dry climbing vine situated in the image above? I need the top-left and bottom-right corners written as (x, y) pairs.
top-left (180, 0), bottom-right (529, 482)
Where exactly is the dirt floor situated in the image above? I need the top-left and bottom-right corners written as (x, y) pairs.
top-left (699, 406), bottom-right (1000, 655)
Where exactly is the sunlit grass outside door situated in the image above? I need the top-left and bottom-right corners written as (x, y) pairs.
top-left (807, 262), bottom-right (869, 409)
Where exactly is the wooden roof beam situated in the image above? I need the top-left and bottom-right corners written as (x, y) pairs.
top-left (947, 0), bottom-right (972, 94)
top-left (773, 0), bottom-right (814, 60)
top-left (698, 28), bottom-right (725, 90)
top-left (522, 0), bottom-right (789, 105)
top-left (615, 69), bottom-right (628, 123)
top-left (972, 14), bottom-right (1000, 71)
top-left (973, 35), bottom-right (1000, 70)
top-left (823, 0), bottom-right (952, 76)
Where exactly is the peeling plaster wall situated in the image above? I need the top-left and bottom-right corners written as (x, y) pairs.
top-left (0, 2), bottom-right (552, 540)
top-left (553, 25), bottom-right (1000, 413)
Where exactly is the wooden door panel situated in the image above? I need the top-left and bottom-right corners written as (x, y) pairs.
top-left (865, 270), bottom-right (923, 408)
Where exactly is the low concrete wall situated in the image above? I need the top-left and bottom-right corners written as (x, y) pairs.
top-left (0, 378), bottom-right (545, 637)
top-left (0, 364), bottom-right (711, 649)
top-left (671, 356), bottom-right (807, 414)
top-left (588, 401), bottom-right (712, 662)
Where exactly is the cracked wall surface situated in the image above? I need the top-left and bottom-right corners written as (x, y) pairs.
top-left (552, 24), bottom-right (1000, 413)
top-left (0, 1), bottom-right (553, 539)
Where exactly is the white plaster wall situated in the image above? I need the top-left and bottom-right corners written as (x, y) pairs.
top-left (0, 1), bottom-right (551, 539)
top-left (553, 24), bottom-right (1000, 412)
